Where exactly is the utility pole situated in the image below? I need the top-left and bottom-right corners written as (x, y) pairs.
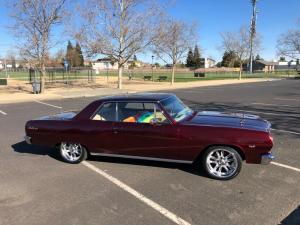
top-left (151, 55), bottom-right (154, 81)
top-left (249, 0), bottom-right (258, 74)
top-left (4, 58), bottom-right (8, 78)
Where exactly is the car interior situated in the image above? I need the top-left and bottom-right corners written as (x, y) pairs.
top-left (92, 102), bottom-right (168, 124)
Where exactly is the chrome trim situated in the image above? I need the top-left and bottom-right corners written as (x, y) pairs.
top-left (261, 153), bottom-right (275, 165)
top-left (90, 152), bottom-right (193, 164)
top-left (24, 135), bottom-right (31, 144)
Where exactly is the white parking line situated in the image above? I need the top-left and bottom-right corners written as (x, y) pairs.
top-left (271, 162), bottom-right (300, 172)
top-left (82, 161), bottom-right (191, 225)
top-left (271, 128), bottom-right (300, 136)
top-left (0, 110), bottom-right (7, 115)
top-left (34, 100), bottom-right (62, 109)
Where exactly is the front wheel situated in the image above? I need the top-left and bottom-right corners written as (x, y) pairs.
top-left (202, 146), bottom-right (242, 180)
top-left (60, 142), bottom-right (87, 164)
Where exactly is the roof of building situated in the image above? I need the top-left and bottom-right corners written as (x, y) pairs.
top-left (98, 93), bottom-right (175, 102)
top-left (95, 58), bottom-right (113, 62)
top-left (255, 60), bottom-right (278, 66)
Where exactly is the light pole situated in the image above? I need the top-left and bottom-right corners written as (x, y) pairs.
top-left (249, 0), bottom-right (258, 74)
top-left (151, 55), bottom-right (154, 81)
top-left (4, 59), bottom-right (8, 78)
top-left (105, 62), bottom-right (109, 83)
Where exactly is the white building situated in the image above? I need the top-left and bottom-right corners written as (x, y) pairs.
top-left (0, 60), bottom-right (3, 70)
top-left (202, 58), bottom-right (216, 68)
top-left (278, 61), bottom-right (297, 66)
top-left (92, 58), bottom-right (118, 71)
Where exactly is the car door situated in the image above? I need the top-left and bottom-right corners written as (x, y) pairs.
top-left (111, 102), bottom-right (185, 161)
top-left (86, 102), bottom-right (119, 153)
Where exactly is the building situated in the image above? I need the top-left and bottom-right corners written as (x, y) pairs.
top-left (252, 59), bottom-right (299, 72)
top-left (275, 60), bottom-right (298, 70)
top-left (252, 60), bottom-right (278, 73)
top-left (200, 58), bottom-right (216, 68)
top-left (92, 58), bottom-right (118, 71)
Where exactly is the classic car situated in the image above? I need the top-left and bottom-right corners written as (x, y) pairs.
top-left (24, 93), bottom-right (274, 180)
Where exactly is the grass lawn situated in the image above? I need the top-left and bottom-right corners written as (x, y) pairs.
top-left (0, 69), bottom-right (297, 82)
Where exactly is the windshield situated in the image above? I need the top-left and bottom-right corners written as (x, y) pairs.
top-left (161, 96), bottom-right (193, 122)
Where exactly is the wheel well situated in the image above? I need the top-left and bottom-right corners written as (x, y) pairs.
top-left (194, 144), bottom-right (245, 163)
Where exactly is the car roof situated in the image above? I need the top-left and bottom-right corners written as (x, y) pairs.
top-left (98, 93), bottom-right (175, 102)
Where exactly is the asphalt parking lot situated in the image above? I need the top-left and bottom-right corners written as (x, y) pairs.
top-left (0, 79), bottom-right (299, 225)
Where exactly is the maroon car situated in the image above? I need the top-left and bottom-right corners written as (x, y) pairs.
top-left (25, 93), bottom-right (274, 180)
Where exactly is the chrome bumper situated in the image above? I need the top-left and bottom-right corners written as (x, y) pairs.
top-left (24, 135), bottom-right (31, 145)
top-left (261, 153), bottom-right (275, 165)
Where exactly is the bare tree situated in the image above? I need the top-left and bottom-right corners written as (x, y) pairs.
top-left (152, 18), bottom-right (197, 85)
top-left (74, 0), bottom-right (161, 89)
top-left (220, 26), bottom-right (261, 79)
top-left (277, 20), bottom-right (300, 59)
top-left (9, 0), bottom-right (67, 93)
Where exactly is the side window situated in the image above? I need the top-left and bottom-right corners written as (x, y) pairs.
top-left (154, 106), bottom-right (169, 124)
top-left (119, 102), bottom-right (169, 124)
top-left (92, 102), bottom-right (116, 121)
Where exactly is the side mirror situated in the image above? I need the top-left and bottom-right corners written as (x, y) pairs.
top-left (150, 118), bottom-right (159, 125)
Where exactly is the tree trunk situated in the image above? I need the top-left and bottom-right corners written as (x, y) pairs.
top-left (118, 64), bottom-right (123, 89)
top-left (40, 64), bottom-right (46, 93)
top-left (171, 64), bottom-right (175, 85)
top-left (239, 63), bottom-right (242, 80)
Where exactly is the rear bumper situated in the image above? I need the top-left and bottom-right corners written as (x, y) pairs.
top-left (261, 153), bottom-right (275, 165)
top-left (24, 135), bottom-right (32, 145)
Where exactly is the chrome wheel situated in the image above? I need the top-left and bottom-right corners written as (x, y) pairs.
top-left (60, 142), bottom-right (83, 162)
top-left (206, 148), bottom-right (238, 179)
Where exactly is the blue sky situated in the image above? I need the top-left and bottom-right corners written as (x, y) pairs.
top-left (0, 0), bottom-right (299, 62)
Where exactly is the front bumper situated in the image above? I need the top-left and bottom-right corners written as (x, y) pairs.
top-left (24, 135), bottom-right (31, 145)
top-left (261, 153), bottom-right (275, 165)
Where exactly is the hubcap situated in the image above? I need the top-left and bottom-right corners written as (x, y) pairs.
top-left (206, 148), bottom-right (238, 178)
top-left (61, 142), bottom-right (82, 162)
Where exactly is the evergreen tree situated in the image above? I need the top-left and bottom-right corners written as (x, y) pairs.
top-left (221, 51), bottom-right (238, 67)
top-left (255, 54), bottom-right (262, 60)
top-left (279, 56), bottom-right (286, 62)
top-left (194, 45), bottom-right (202, 68)
top-left (133, 55), bottom-right (137, 61)
top-left (75, 42), bottom-right (84, 66)
top-left (66, 41), bottom-right (74, 67)
top-left (186, 47), bottom-right (194, 67)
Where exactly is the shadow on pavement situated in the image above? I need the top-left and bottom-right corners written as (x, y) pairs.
top-left (11, 141), bottom-right (209, 178)
top-left (12, 141), bottom-right (63, 162)
top-left (88, 155), bottom-right (208, 178)
top-left (279, 205), bottom-right (300, 225)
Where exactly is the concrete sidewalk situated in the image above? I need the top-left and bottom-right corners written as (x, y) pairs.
top-left (0, 78), bottom-right (280, 104)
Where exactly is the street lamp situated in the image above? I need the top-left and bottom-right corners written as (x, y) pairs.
top-left (151, 55), bottom-right (154, 81)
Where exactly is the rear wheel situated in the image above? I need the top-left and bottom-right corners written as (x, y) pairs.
top-left (202, 146), bottom-right (242, 180)
top-left (60, 142), bottom-right (87, 164)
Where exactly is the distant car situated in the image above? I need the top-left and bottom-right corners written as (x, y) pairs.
top-left (25, 93), bottom-right (274, 180)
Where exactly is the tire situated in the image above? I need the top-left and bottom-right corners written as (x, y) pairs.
top-left (59, 142), bottom-right (87, 164)
top-left (201, 146), bottom-right (242, 180)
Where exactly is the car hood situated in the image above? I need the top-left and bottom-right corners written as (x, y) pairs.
top-left (36, 111), bottom-right (77, 121)
top-left (183, 111), bottom-right (271, 132)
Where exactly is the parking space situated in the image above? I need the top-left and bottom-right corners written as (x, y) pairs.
top-left (0, 79), bottom-right (299, 225)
